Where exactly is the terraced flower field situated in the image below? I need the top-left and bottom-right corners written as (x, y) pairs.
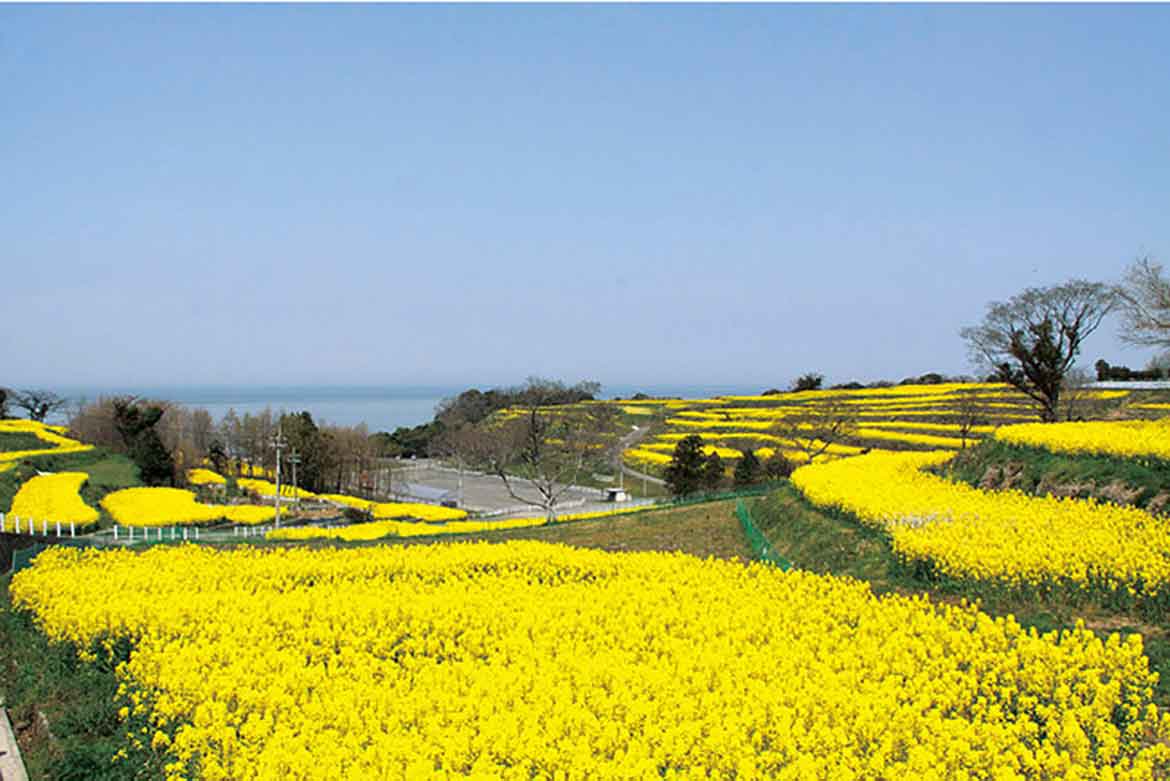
top-left (620, 383), bottom-right (1138, 472)
top-left (790, 449), bottom-right (1170, 612)
top-left (12, 543), bottom-right (1170, 780)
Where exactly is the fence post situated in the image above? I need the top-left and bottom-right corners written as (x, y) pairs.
top-left (128, 526), bottom-right (134, 542)
top-left (56, 521), bottom-right (62, 536)
top-left (42, 519), bottom-right (48, 535)
top-left (0, 512), bottom-right (5, 533)
top-left (13, 516), bottom-right (19, 534)
top-left (70, 522), bottom-right (75, 538)
top-left (194, 527), bottom-right (200, 540)
top-left (114, 524), bottom-right (118, 541)
top-left (183, 528), bottom-right (188, 541)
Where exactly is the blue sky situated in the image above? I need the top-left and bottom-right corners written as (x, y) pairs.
top-left (3, 5), bottom-right (1166, 389)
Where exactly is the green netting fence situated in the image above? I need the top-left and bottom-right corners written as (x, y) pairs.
top-left (736, 498), bottom-right (792, 571)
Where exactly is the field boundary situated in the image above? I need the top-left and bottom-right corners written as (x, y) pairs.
top-left (735, 499), bottom-right (791, 570)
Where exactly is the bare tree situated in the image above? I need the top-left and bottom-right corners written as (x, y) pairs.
top-left (14, 389), bottom-right (68, 422)
top-left (960, 280), bottom-right (1121, 422)
top-left (953, 388), bottom-right (988, 448)
top-left (464, 400), bottom-right (618, 520)
top-left (1118, 257), bottom-right (1170, 349)
top-left (768, 401), bottom-right (857, 464)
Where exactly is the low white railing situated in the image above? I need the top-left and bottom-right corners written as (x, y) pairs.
top-left (0, 512), bottom-right (80, 537)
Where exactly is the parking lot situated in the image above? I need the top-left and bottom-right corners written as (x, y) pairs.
top-left (391, 460), bottom-right (649, 517)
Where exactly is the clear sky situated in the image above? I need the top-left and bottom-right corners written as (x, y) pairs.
top-left (3, 5), bottom-right (1167, 390)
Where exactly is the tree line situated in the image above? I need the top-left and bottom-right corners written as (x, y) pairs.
top-left (68, 397), bottom-right (383, 492)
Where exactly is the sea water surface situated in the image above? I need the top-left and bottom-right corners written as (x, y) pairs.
top-left (50, 383), bottom-right (764, 432)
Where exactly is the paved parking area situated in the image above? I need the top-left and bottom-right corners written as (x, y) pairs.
top-left (392, 460), bottom-right (629, 516)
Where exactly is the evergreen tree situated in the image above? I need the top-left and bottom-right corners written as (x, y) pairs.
top-left (700, 452), bottom-right (725, 493)
top-left (664, 435), bottom-right (706, 497)
top-left (111, 398), bottom-right (176, 486)
top-left (734, 448), bottom-right (762, 487)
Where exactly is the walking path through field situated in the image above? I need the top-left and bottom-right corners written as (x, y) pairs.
top-left (615, 425), bottom-right (666, 487)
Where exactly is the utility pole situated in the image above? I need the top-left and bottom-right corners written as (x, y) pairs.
top-left (288, 449), bottom-right (302, 510)
top-left (272, 427), bottom-right (287, 527)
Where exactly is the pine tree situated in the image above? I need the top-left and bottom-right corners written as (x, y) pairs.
top-left (664, 435), bottom-right (706, 497)
top-left (701, 452), bottom-right (725, 493)
top-left (734, 448), bottom-right (762, 487)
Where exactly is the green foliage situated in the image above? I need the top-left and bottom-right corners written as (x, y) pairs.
top-left (0, 430), bottom-right (49, 452)
top-left (942, 439), bottom-right (1170, 512)
top-left (761, 452), bottom-right (795, 480)
top-left (0, 581), bottom-right (162, 780)
top-left (792, 373), bottom-right (823, 392)
top-left (663, 435), bottom-right (706, 497)
top-left (280, 411), bottom-right (324, 492)
top-left (700, 452), bottom-right (724, 492)
top-left (733, 448), bottom-right (762, 486)
top-left (111, 399), bottom-right (174, 487)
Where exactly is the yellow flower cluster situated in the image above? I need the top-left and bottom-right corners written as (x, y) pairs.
top-left (851, 427), bottom-right (968, 450)
top-left (236, 463), bottom-right (275, 479)
top-left (0, 419), bottom-right (94, 463)
top-left (995, 419), bottom-right (1170, 462)
top-left (186, 469), bottom-right (227, 486)
top-left (269, 504), bottom-right (649, 542)
top-left (237, 478), bottom-right (317, 500)
top-left (319, 494), bottom-right (469, 522)
top-left (101, 488), bottom-right (275, 527)
top-left (9, 472), bottom-right (99, 527)
top-left (11, 543), bottom-right (1169, 780)
top-left (791, 451), bottom-right (1170, 604)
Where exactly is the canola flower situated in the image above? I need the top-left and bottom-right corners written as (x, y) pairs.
top-left (995, 419), bottom-right (1170, 462)
top-left (186, 469), bottom-right (227, 486)
top-left (9, 472), bottom-right (99, 527)
top-left (236, 478), bottom-right (317, 500)
top-left (851, 427), bottom-right (969, 450)
top-left (320, 494), bottom-right (469, 522)
top-left (269, 504), bottom-right (650, 542)
top-left (101, 487), bottom-right (276, 527)
top-left (0, 420), bottom-right (93, 463)
top-left (791, 451), bottom-right (1170, 607)
top-left (11, 543), bottom-right (1170, 780)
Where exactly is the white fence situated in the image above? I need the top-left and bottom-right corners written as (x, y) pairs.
top-left (0, 512), bottom-right (82, 537)
top-left (0, 514), bottom-right (277, 543)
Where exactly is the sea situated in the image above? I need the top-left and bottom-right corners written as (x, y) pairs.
top-left (47, 383), bottom-right (765, 433)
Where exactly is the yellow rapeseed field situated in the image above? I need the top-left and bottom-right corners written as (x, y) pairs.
top-left (995, 419), bottom-right (1170, 462)
top-left (102, 487), bottom-right (275, 527)
top-left (237, 478), bottom-right (318, 500)
top-left (12, 543), bottom-right (1170, 780)
top-left (268, 504), bottom-right (651, 541)
top-left (186, 468), bottom-right (227, 486)
top-left (9, 471), bottom-right (99, 527)
top-left (791, 451), bottom-right (1170, 608)
top-left (319, 494), bottom-right (469, 522)
top-left (0, 419), bottom-right (93, 463)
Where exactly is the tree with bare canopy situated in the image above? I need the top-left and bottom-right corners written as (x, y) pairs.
top-left (1118, 256), bottom-right (1170, 350)
top-left (455, 379), bottom-right (616, 520)
top-left (960, 280), bottom-right (1121, 422)
top-left (13, 389), bottom-right (68, 422)
top-left (768, 400), bottom-right (857, 464)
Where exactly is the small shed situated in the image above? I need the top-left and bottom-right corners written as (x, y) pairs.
top-left (604, 488), bottom-right (630, 503)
